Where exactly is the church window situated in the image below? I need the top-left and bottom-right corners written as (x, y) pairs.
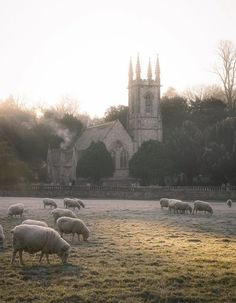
top-left (111, 150), bottom-right (116, 169)
top-left (137, 98), bottom-right (140, 113)
top-left (144, 92), bottom-right (153, 113)
top-left (120, 150), bottom-right (127, 168)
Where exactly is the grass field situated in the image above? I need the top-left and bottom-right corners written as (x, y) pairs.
top-left (0, 197), bottom-right (235, 303)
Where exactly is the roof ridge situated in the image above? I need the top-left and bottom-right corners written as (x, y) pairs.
top-left (87, 120), bottom-right (116, 129)
top-left (103, 119), bottom-right (119, 140)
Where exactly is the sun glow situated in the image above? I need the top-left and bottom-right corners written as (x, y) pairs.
top-left (0, 0), bottom-right (236, 117)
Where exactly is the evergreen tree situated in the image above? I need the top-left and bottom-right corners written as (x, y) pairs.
top-left (76, 141), bottom-right (114, 184)
top-left (129, 140), bottom-right (171, 185)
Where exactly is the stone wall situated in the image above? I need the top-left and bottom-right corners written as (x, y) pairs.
top-left (0, 185), bottom-right (235, 201)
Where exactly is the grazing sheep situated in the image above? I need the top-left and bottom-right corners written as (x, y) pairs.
top-left (174, 201), bottom-right (192, 214)
top-left (11, 225), bottom-right (70, 266)
top-left (63, 198), bottom-right (80, 210)
top-left (8, 203), bottom-right (24, 218)
top-left (0, 224), bottom-right (5, 248)
top-left (160, 198), bottom-right (169, 209)
top-left (168, 199), bottom-right (182, 213)
top-left (51, 208), bottom-right (77, 224)
top-left (226, 199), bottom-right (232, 208)
top-left (22, 219), bottom-right (48, 227)
top-left (43, 198), bottom-right (57, 209)
top-left (193, 200), bottom-right (213, 215)
top-left (75, 199), bottom-right (85, 208)
top-left (57, 217), bottom-right (89, 242)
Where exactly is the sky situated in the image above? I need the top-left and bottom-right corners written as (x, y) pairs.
top-left (0, 0), bottom-right (236, 117)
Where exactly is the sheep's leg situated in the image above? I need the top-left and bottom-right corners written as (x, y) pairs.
top-left (11, 249), bottom-right (18, 264)
top-left (46, 254), bottom-right (50, 264)
top-left (39, 252), bottom-right (44, 263)
top-left (19, 250), bottom-right (24, 266)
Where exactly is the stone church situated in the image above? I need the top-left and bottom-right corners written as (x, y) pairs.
top-left (47, 55), bottom-right (162, 185)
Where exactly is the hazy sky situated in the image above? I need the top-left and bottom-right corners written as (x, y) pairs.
top-left (0, 0), bottom-right (235, 117)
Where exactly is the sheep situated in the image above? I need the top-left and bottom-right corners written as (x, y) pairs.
top-left (226, 199), bottom-right (232, 208)
top-left (11, 224), bottom-right (71, 266)
top-left (51, 208), bottom-right (77, 224)
top-left (57, 217), bottom-right (89, 242)
top-left (75, 199), bottom-right (85, 208)
top-left (160, 198), bottom-right (170, 209)
top-left (8, 203), bottom-right (24, 218)
top-left (168, 199), bottom-right (182, 213)
top-left (43, 198), bottom-right (57, 209)
top-left (193, 200), bottom-right (213, 215)
top-left (174, 201), bottom-right (192, 214)
top-left (63, 198), bottom-right (80, 210)
top-left (22, 219), bottom-right (48, 227)
top-left (0, 224), bottom-right (5, 248)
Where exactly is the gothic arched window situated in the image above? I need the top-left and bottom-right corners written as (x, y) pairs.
top-left (120, 150), bottom-right (127, 168)
top-left (144, 92), bottom-right (153, 113)
top-left (111, 150), bottom-right (116, 169)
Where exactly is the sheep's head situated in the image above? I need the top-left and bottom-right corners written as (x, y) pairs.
top-left (209, 207), bottom-right (213, 214)
top-left (58, 244), bottom-right (71, 264)
top-left (83, 230), bottom-right (89, 241)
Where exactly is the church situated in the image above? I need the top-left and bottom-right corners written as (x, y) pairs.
top-left (47, 55), bottom-right (162, 185)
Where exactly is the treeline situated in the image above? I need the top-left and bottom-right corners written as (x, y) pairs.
top-left (0, 97), bottom-right (85, 184)
top-left (1, 93), bottom-right (236, 186)
top-left (130, 95), bottom-right (236, 186)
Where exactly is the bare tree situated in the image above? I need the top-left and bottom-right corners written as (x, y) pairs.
top-left (53, 96), bottom-right (80, 117)
top-left (215, 40), bottom-right (236, 109)
top-left (183, 85), bottom-right (224, 102)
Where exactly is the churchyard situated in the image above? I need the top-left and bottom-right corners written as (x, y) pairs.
top-left (0, 197), bottom-right (235, 303)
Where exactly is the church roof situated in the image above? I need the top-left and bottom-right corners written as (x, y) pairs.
top-left (76, 120), bottom-right (118, 151)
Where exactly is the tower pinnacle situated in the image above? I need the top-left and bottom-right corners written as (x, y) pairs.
top-left (155, 54), bottom-right (160, 83)
top-left (136, 54), bottom-right (141, 80)
top-left (128, 57), bottom-right (133, 83)
top-left (147, 58), bottom-right (152, 80)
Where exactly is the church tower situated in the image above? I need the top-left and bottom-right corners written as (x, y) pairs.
top-left (128, 55), bottom-right (162, 148)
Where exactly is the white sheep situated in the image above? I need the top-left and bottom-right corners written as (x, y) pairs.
top-left (75, 199), bottom-right (85, 208)
top-left (0, 224), bottom-right (5, 248)
top-left (226, 199), bottom-right (232, 208)
top-left (43, 198), bottom-right (57, 209)
top-left (174, 201), bottom-right (192, 214)
top-left (22, 219), bottom-right (48, 227)
top-left (160, 198), bottom-right (170, 209)
top-left (57, 217), bottom-right (89, 242)
top-left (63, 198), bottom-right (80, 210)
top-left (8, 203), bottom-right (24, 218)
top-left (11, 224), bottom-right (71, 266)
top-left (193, 200), bottom-right (213, 215)
top-left (51, 208), bottom-right (77, 224)
top-left (168, 199), bottom-right (182, 213)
